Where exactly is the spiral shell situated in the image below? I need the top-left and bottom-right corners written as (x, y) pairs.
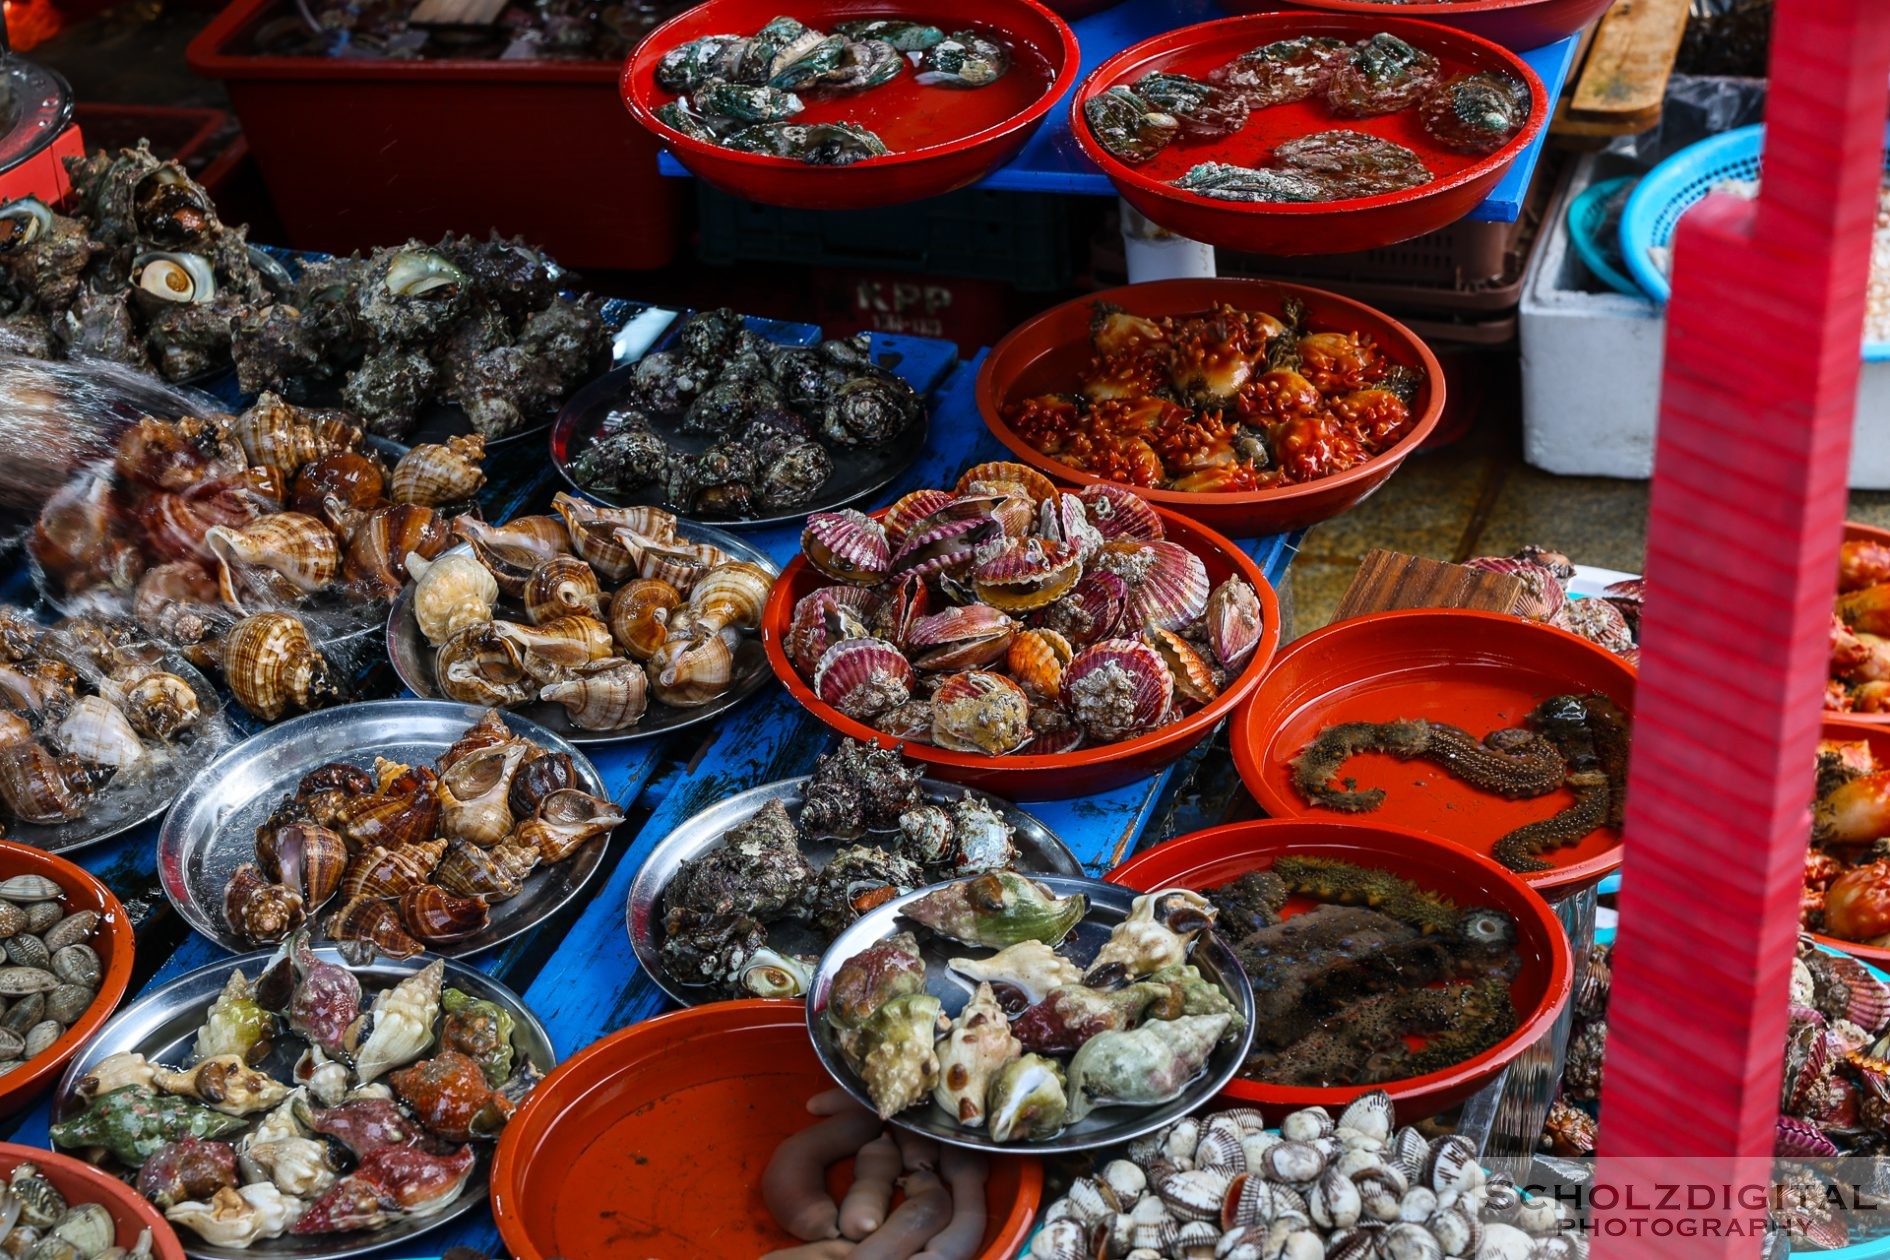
top-left (223, 863), bottom-right (304, 945)
top-left (341, 839), bottom-right (446, 901)
top-left (814, 637), bottom-right (912, 721)
top-left (327, 896), bottom-right (423, 962)
top-left (1123, 541), bottom-right (1211, 633)
top-left (516, 788), bottom-right (626, 863)
top-left (389, 434), bottom-right (486, 506)
top-left (639, 539), bottom-right (728, 597)
top-left (932, 670), bottom-right (1031, 756)
top-left (398, 885), bottom-right (490, 943)
top-left (786, 586), bottom-right (878, 678)
top-left (345, 503), bottom-right (452, 599)
top-left (607, 579), bottom-right (680, 661)
top-left (802, 510), bottom-right (890, 585)
top-left (1008, 628), bottom-right (1074, 702)
top-left (906, 604), bottom-right (1017, 671)
top-left (116, 670), bottom-right (203, 742)
top-left (882, 488), bottom-right (957, 549)
top-left (1206, 577), bottom-right (1263, 674)
top-left (523, 556), bottom-right (603, 625)
top-left (490, 616), bottom-right (615, 684)
top-left (550, 492), bottom-right (676, 544)
top-left (434, 836), bottom-right (526, 902)
top-left (974, 536), bottom-right (1083, 612)
top-left (408, 551), bottom-right (499, 647)
top-left (439, 739), bottom-right (527, 846)
top-left (956, 460), bottom-right (1059, 505)
top-left (229, 396), bottom-right (360, 477)
top-left (436, 623), bottom-right (536, 707)
top-left (224, 611), bottom-right (339, 721)
top-left (687, 561), bottom-right (774, 635)
top-left (1061, 638), bottom-right (1172, 743)
top-left (0, 744), bottom-right (90, 823)
top-left (510, 750), bottom-right (578, 818)
top-left (646, 633), bottom-right (734, 708)
top-left (205, 512), bottom-right (340, 612)
top-left (289, 450), bottom-right (386, 527)
top-left (55, 697), bottom-right (145, 769)
top-left (257, 821), bottom-right (349, 910)
top-left (455, 515), bottom-right (571, 595)
top-left (540, 658), bottom-right (650, 730)
top-left (1145, 627), bottom-right (1219, 705)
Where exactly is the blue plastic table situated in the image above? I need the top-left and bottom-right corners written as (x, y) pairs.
top-left (0, 325), bottom-right (1299, 1257)
top-left (657, 0), bottom-right (1580, 224)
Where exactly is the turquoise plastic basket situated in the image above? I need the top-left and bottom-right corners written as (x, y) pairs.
top-left (1620, 122), bottom-right (1890, 360)
top-left (1567, 175), bottom-right (1641, 297)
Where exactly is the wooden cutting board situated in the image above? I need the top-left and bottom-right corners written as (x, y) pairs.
top-left (1332, 549), bottom-right (1531, 622)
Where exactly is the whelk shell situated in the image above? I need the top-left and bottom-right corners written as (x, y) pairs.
top-left (438, 740), bottom-right (527, 845)
top-left (490, 615), bottom-right (615, 684)
top-left (454, 514), bottom-right (571, 595)
top-left (398, 885), bottom-right (490, 943)
top-left (646, 633), bottom-right (734, 708)
top-left (389, 434), bottom-right (486, 506)
top-left (435, 623), bottom-right (534, 707)
top-left (204, 513), bottom-right (340, 613)
top-left (607, 579), bottom-right (679, 661)
top-left (539, 658), bottom-right (649, 730)
top-left (515, 787), bottom-right (625, 862)
top-left (54, 697), bottom-right (145, 769)
top-left (687, 561), bottom-right (774, 635)
top-left (407, 551), bottom-right (498, 647)
top-left (223, 612), bottom-right (339, 721)
top-left (345, 503), bottom-right (452, 599)
top-left (341, 839), bottom-right (446, 900)
top-left (522, 556), bottom-right (603, 625)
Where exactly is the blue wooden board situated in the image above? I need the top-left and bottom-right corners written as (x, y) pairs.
top-left (0, 327), bottom-right (1302, 1256)
top-left (654, 0), bottom-right (1579, 224)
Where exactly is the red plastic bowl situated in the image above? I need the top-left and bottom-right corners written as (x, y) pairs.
top-left (976, 278), bottom-right (1447, 535)
top-left (0, 843), bottom-right (134, 1118)
top-left (1810, 717), bottom-right (1890, 967)
top-left (1835, 521), bottom-right (1890, 725)
top-left (493, 1000), bottom-right (1040, 1260)
top-left (1234, 608), bottom-right (1637, 895)
top-left (762, 504), bottom-right (1282, 800)
top-left (1235, 0), bottom-right (1618, 51)
top-left (1070, 13), bottom-right (1547, 255)
top-left (0, 1145), bottom-right (186, 1258)
top-left (622, 0), bottom-right (1079, 210)
top-left (1107, 818), bottom-right (1572, 1120)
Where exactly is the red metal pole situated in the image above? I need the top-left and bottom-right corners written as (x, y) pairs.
top-left (1590, 1), bottom-right (1890, 1254)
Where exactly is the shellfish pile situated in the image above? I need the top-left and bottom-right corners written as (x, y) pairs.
top-left (1460, 546), bottom-right (1640, 663)
top-left (785, 463), bottom-right (1266, 757)
top-left (654, 16), bottom-right (1014, 165)
top-left (225, 708), bottom-right (620, 958)
top-left (1804, 731), bottom-right (1890, 948)
top-left (1003, 302), bottom-right (1422, 493)
top-left (1033, 1092), bottom-right (1583, 1259)
top-left (658, 739), bottom-right (1044, 999)
top-left (54, 933), bottom-right (544, 1247)
top-left (0, 1161), bottom-right (157, 1260)
top-left (569, 308), bottom-right (924, 520)
top-left (409, 495), bottom-right (775, 731)
top-left (1831, 532), bottom-right (1890, 713)
top-left (0, 874), bottom-right (110, 1077)
top-left (825, 879), bottom-right (1244, 1141)
top-left (0, 606), bottom-right (220, 828)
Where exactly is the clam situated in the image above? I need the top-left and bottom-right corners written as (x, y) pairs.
top-left (389, 434), bottom-right (486, 506)
top-left (1145, 626), bottom-right (1220, 705)
top-left (607, 579), bottom-right (680, 661)
top-left (522, 556), bottom-right (603, 625)
top-left (882, 489), bottom-right (956, 548)
top-left (646, 633), bottom-right (734, 708)
top-left (408, 550), bottom-right (499, 646)
top-left (221, 612), bottom-right (339, 722)
top-left (539, 658), bottom-right (649, 731)
top-left (1040, 569), bottom-right (1131, 648)
top-left (890, 513), bottom-right (995, 583)
top-left (801, 510), bottom-right (891, 587)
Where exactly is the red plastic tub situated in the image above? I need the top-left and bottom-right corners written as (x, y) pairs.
top-left (1107, 818), bottom-right (1571, 1121)
top-left (1234, 608), bottom-right (1638, 895)
top-left (762, 504), bottom-right (1282, 800)
top-left (1237, 0), bottom-right (1619, 51)
top-left (493, 1000), bottom-right (1040, 1260)
top-left (185, 0), bottom-right (684, 270)
top-left (0, 1145), bottom-right (185, 1259)
top-left (622, 0), bottom-right (1079, 210)
top-left (1070, 13), bottom-right (1547, 255)
top-left (976, 277), bottom-right (1447, 535)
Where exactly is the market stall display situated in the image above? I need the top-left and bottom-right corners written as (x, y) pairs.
top-left (627, 739), bottom-right (1080, 1005)
top-left (1236, 0), bottom-right (1619, 50)
top-left (0, 1144), bottom-right (186, 1260)
top-left (51, 940), bottom-right (551, 1256)
top-left (1802, 719), bottom-right (1890, 964)
top-left (158, 702), bottom-right (614, 961)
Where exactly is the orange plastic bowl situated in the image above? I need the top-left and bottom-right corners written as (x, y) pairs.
top-left (976, 278), bottom-right (1446, 535)
top-left (1070, 13), bottom-right (1547, 255)
top-left (1810, 717), bottom-right (1890, 968)
top-left (492, 1000), bottom-right (1040, 1260)
top-left (1835, 521), bottom-right (1890, 725)
top-left (1234, 608), bottom-right (1637, 895)
top-left (0, 1144), bottom-right (185, 1258)
top-left (1237, 0), bottom-right (1619, 51)
top-left (1107, 818), bottom-right (1571, 1120)
top-left (622, 0), bottom-right (1079, 210)
top-left (0, 843), bottom-right (133, 1118)
top-left (762, 504), bottom-right (1282, 800)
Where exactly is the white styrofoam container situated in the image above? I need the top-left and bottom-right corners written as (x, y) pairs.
top-left (1520, 155), bottom-right (1890, 487)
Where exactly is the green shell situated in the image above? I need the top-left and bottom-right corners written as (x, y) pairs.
top-left (441, 987), bottom-right (517, 1088)
top-left (50, 1086), bottom-right (248, 1165)
top-left (902, 872), bottom-right (1086, 949)
top-left (835, 19), bottom-right (945, 52)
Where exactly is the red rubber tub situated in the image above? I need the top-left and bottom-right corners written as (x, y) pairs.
top-left (976, 277), bottom-right (1447, 535)
top-left (1108, 818), bottom-right (1571, 1121)
top-left (762, 504), bottom-right (1281, 800)
top-left (1071, 12), bottom-right (1547, 255)
top-left (623, 0), bottom-right (1079, 210)
top-left (1233, 0), bottom-right (1619, 51)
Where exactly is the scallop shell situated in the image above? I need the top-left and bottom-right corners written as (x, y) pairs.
top-left (1060, 638), bottom-right (1172, 743)
top-left (974, 537), bottom-right (1083, 613)
top-left (204, 512), bottom-right (340, 612)
top-left (646, 633), bottom-right (734, 708)
top-left (687, 561), bottom-right (773, 635)
top-left (408, 551), bottom-right (499, 647)
top-left (956, 460), bottom-right (1059, 504)
top-left (802, 510), bottom-right (890, 585)
top-left (1037, 569), bottom-right (1130, 649)
top-left (1145, 627), bottom-right (1219, 705)
top-left (881, 488), bottom-right (957, 548)
top-left (539, 658), bottom-right (650, 730)
top-left (224, 612), bottom-right (339, 721)
top-left (389, 434), bottom-right (486, 506)
top-left (397, 886), bottom-right (490, 943)
top-left (1124, 541), bottom-right (1212, 633)
top-left (1463, 557), bottom-right (1566, 622)
top-left (785, 586), bottom-right (879, 678)
top-left (1008, 628), bottom-right (1073, 702)
top-left (608, 579), bottom-right (681, 661)
top-left (522, 556), bottom-right (603, 625)
top-left (1078, 483), bottom-right (1165, 541)
top-left (905, 604), bottom-right (1017, 671)
top-left (813, 637), bottom-right (913, 721)
top-left (890, 513), bottom-right (998, 583)
top-left (1039, 492), bottom-right (1105, 563)
top-left (1206, 577), bottom-right (1263, 674)
top-left (932, 670), bottom-right (1031, 756)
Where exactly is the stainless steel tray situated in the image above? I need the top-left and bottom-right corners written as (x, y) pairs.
top-left (807, 875), bottom-right (1256, 1154)
top-left (385, 529), bottom-right (778, 746)
top-left (158, 700), bottom-right (611, 957)
top-left (10, 655), bottom-right (228, 855)
top-left (51, 947), bottom-right (553, 1260)
top-left (627, 776), bottom-right (1081, 1008)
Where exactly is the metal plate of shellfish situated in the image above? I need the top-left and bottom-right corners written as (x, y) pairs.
top-left (50, 947), bottom-right (552, 1260)
top-left (626, 776), bottom-right (1082, 1009)
top-left (807, 875), bottom-right (1256, 1154)
top-left (157, 700), bottom-right (612, 957)
top-left (384, 528), bottom-right (779, 746)
top-left (9, 656), bottom-right (230, 855)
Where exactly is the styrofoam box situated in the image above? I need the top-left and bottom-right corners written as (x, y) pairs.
top-left (1520, 155), bottom-right (1890, 487)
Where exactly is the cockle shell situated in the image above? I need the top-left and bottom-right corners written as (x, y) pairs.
top-left (205, 513), bottom-right (339, 613)
top-left (906, 605), bottom-right (1017, 671)
top-left (55, 697), bottom-right (145, 768)
top-left (687, 561), bottom-right (774, 635)
top-left (802, 510), bottom-right (890, 585)
top-left (224, 612), bottom-right (339, 722)
top-left (516, 788), bottom-right (625, 862)
top-left (1061, 638), bottom-right (1172, 743)
top-left (1206, 577), bottom-right (1263, 674)
top-left (521, 556), bottom-right (602, 625)
top-left (1008, 629), bottom-right (1073, 702)
top-left (931, 671), bottom-right (1031, 756)
top-left (1145, 627), bottom-right (1220, 706)
top-left (389, 434), bottom-right (486, 506)
top-left (974, 536), bottom-right (1083, 612)
top-left (607, 579), bottom-right (680, 661)
top-left (646, 633), bottom-right (734, 708)
top-left (1079, 484), bottom-right (1165, 542)
top-left (539, 658), bottom-right (649, 730)
top-left (438, 740), bottom-right (527, 845)
top-left (814, 638), bottom-right (912, 721)
top-left (407, 551), bottom-right (499, 647)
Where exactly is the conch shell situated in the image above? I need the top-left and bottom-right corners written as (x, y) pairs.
top-left (538, 658), bottom-right (648, 731)
top-left (204, 512), bottom-right (340, 613)
top-left (345, 958), bottom-right (445, 1083)
top-left (932, 983), bottom-right (1021, 1128)
top-left (513, 788), bottom-right (625, 862)
top-left (437, 740), bottom-right (527, 846)
top-left (408, 551), bottom-right (498, 647)
top-left (1083, 888), bottom-right (1216, 989)
top-left (687, 561), bottom-right (774, 635)
top-left (849, 992), bottom-right (943, 1119)
top-left (902, 872), bottom-right (1086, 950)
top-left (1064, 1013), bottom-right (1231, 1123)
top-left (946, 940), bottom-right (1084, 1008)
top-left (522, 555), bottom-right (602, 625)
top-left (435, 623), bottom-right (535, 707)
top-left (645, 633), bottom-right (733, 708)
top-left (986, 1052), bottom-right (1068, 1142)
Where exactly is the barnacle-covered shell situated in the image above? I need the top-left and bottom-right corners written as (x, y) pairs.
top-left (906, 605), bottom-right (1017, 671)
top-left (607, 579), bottom-right (680, 661)
top-left (1079, 484), bottom-right (1165, 541)
top-left (814, 637), bottom-right (912, 721)
top-left (521, 556), bottom-right (602, 625)
top-left (802, 510), bottom-right (890, 585)
top-left (1206, 577), bottom-right (1264, 674)
top-left (646, 633), bottom-right (734, 708)
top-left (223, 612), bottom-right (339, 722)
top-left (1061, 639), bottom-right (1172, 743)
top-left (974, 537), bottom-right (1083, 613)
top-left (1038, 569), bottom-right (1130, 649)
top-left (389, 435), bottom-right (486, 506)
top-left (407, 551), bottom-right (498, 647)
top-left (931, 670), bottom-right (1031, 756)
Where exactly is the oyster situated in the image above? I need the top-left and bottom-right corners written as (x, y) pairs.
top-left (1084, 888), bottom-right (1217, 988)
top-left (932, 983), bottom-right (1021, 1127)
top-left (902, 872), bottom-right (1086, 949)
top-left (986, 1053), bottom-right (1068, 1142)
top-left (946, 941), bottom-right (1083, 1008)
top-left (1065, 1013), bottom-right (1231, 1122)
top-left (849, 992), bottom-right (943, 1118)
